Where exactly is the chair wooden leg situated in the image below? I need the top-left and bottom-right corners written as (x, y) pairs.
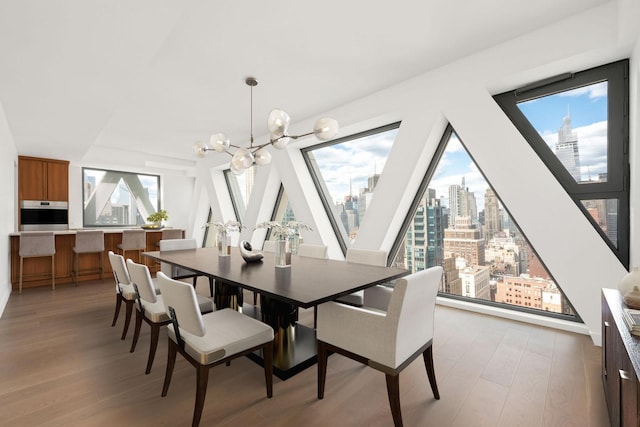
top-left (208, 277), bottom-right (214, 298)
top-left (162, 338), bottom-right (178, 397)
top-left (385, 373), bottom-right (403, 427)
top-left (313, 306), bottom-right (318, 329)
top-left (130, 309), bottom-right (143, 352)
top-left (146, 323), bottom-right (161, 374)
top-left (121, 299), bottom-right (134, 340)
top-left (112, 294), bottom-right (122, 326)
top-left (263, 341), bottom-right (274, 398)
top-left (423, 345), bottom-right (440, 399)
top-left (317, 340), bottom-right (328, 399)
top-left (51, 254), bottom-right (55, 290)
top-left (99, 252), bottom-right (104, 280)
top-left (193, 363), bottom-right (210, 427)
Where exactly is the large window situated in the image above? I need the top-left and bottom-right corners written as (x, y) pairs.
top-left (302, 122), bottom-right (398, 253)
top-left (82, 168), bottom-right (160, 227)
top-left (391, 126), bottom-right (578, 320)
top-left (224, 165), bottom-right (255, 224)
top-left (494, 60), bottom-right (629, 267)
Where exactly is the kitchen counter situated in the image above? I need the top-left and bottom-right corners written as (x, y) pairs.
top-left (9, 228), bottom-right (184, 290)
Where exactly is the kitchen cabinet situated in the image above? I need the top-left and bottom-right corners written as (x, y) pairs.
top-left (18, 156), bottom-right (69, 201)
top-left (602, 288), bottom-right (640, 426)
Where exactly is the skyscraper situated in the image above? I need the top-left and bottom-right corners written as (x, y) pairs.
top-left (555, 108), bottom-right (581, 182)
top-left (483, 187), bottom-right (502, 240)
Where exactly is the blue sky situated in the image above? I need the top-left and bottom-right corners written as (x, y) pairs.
top-left (311, 128), bottom-right (397, 204)
top-left (430, 81), bottom-right (609, 212)
top-left (233, 81), bottom-right (609, 221)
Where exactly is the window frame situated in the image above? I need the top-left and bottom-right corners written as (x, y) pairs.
top-left (81, 167), bottom-right (161, 228)
top-left (223, 169), bottom-right (244, 223)
top-left (301, 121), bottom-right (401, 256)
top-left (493, 59), bottom-right (629, 267)
top-left (388, 124), bottom-right (581, 322)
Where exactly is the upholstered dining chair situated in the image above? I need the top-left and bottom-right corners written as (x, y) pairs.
top-left (18, 231), bottom-right (56, 294)
top-left (159, 238), bottom-right (213, 297)
top-left (297, 243), bottom-right (329, 328)
top-left (108, 251), bottom-right (137, 340)
top-left (72, 230), bottom-right (104, 285)
top-left (157, 272), bottom-right (275, 427)
top-left (127, 260), bottom-right (214, 374)
top-left (160, 228), bottom-right (183, 242)
top-left (335, 248), bottom-right (388, 306)
top-left (117, 229), bottom-right (146, 261)
top-left (316, 266), bottom-right (443, 427)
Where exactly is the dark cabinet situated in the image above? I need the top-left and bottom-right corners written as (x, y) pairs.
top-left (602, 288), bottom-right (640, 426)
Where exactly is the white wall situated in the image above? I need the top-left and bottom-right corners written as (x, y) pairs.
top-left (203, 2), bottom-right (637, 344)
top-left (0, 101), bottom-right (18, 316)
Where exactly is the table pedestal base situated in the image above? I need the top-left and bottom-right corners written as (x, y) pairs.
top-left (242, 304), bottom-right (317, 380)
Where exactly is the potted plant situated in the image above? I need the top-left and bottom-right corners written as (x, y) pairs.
top-left (146, 209), bottom-right (169, 228)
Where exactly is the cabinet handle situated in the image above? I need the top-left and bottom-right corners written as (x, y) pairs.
top-left (604, 321), bottom-right (610, 327)
top-left (619, 369), bottom-right (631, 381)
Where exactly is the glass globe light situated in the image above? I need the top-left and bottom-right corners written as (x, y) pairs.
top-left (231, 147), bottom-right (254, 170)
top-left (192, 141), bottom-right (207, 158)
top-left (267, 109), bottom-right (291, 139)
top-left (271, 136), bottom-right (291, 149)
top-left (254, 148), bottom-right (272, 165)
top-left (230, 163), bottom-right (244, 175)
top-left (314, 117), bottom-right (339, 140)
top-left (210, 133), bottom-right (230, 152)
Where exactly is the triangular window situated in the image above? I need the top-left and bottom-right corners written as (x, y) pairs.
top-left (224, 165), bottom-right (256, 223)
top-left (494, 60), bottom-right (629, 266)
top-left (391, 126), bottom-right (578, 320)
top-left (302, 122), bottom-right (398, 254)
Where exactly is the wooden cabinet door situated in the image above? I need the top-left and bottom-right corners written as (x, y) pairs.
top-left (46, 161), bottom-right (69, 201)
top-left (19, 157), bottom-right (46, 200)
top-left (619, 353), bottom-right (639, 427)
top-left (602, 299), bottom-right (620, 425)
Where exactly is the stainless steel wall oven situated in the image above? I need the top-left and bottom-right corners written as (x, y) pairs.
top-left (20, 200), bottom-right (69, 231)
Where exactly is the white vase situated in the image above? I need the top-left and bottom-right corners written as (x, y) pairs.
top-left (217, 230), bottom-right (231, 256)
top-left (275, 239), bottom-right (291, 267)
top-left (619, 267), bottom-right (640, 295)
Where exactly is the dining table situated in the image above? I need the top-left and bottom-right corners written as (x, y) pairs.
top-left (143, 247), bottom-right (409, 379)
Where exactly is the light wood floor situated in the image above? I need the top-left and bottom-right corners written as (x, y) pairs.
top-left (0, 278), bottom-right (610, 426)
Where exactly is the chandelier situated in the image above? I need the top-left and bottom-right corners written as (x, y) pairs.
top-left (193, 77), bottom-right (339, 174)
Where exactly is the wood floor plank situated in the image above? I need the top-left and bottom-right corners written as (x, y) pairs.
top-left (0, 279), bottom-right (609, 426)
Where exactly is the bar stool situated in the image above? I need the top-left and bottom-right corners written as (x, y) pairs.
top-left (19, 231), bottom-right (56, 294)
top-left (117, 229), bottom-right (146, 261)
top-left (157, 229), bottom-right (183, 247)
top-left (72, 230), bottom-right (105, 285)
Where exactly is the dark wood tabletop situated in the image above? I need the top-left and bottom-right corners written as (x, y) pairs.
top-left (143, 247), bottom-right (409, 308)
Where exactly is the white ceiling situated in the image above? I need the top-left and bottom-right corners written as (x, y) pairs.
top-left (0, 0), bottom-right (612, 164)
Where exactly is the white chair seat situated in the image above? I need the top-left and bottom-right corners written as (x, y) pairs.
top-left (167, 308), bottom-right (273, 365)
top-left (142, 298), bottom-right (170, 323)
top-left (140, 294), bottom-right (212, 323)
top-left (118, 283), bottom-right (137, 300)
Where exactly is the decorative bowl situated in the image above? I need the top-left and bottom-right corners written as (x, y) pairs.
top-left (239, 240), bottom-right (263, 263)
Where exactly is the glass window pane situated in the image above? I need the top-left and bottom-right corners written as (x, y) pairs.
top-left (83, 168), bottom-right (160, 227)
top-left (303, 123), bottom-right (398, 248)
top-left (581, 198), bottom-right (618, 248)
top-left (517, 82), bottom-right (608, 184)
top-left (224, 166), bottom-right (255, 223)
top-left (270, 188), bottom-right (296, 231)
top-left (394, 130), bottom-right (577, 319)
